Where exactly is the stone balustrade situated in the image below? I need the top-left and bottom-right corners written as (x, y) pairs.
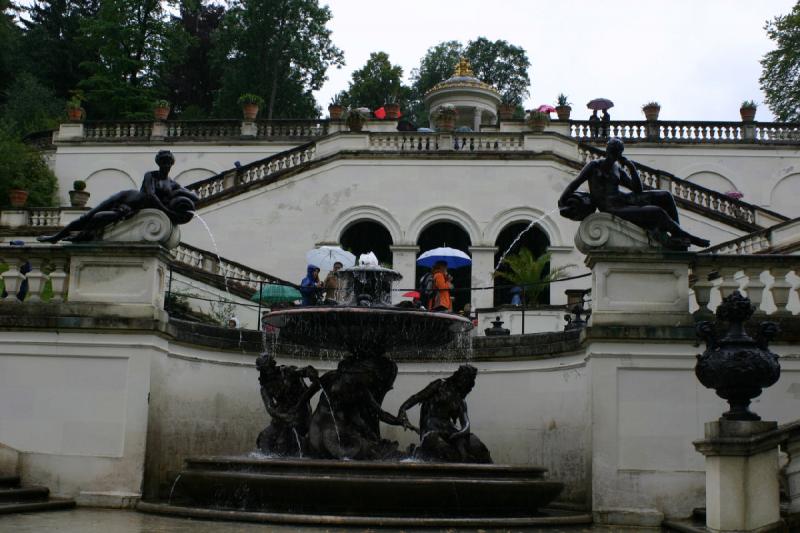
top-left (0, 246), bottom-right (70, 302)
top-left (704, 217), bottom-right (800, 255)
top-left (368, 132), bottom-right (525, 152)
top-left (690, 254), bottom-right (799, 316)
top-left (84, 121), bottom-right (153, 140)
top-left (571, 119), bottom-right (800, 144)
top-left (27, 208), bottom-right (63, 227)
top-left (780, 420), bottom-right (800, 516)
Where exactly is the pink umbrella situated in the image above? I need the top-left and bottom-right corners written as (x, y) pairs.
top-left (725, 191), bottom-right (744, 199)
top-left (587, 98), bottom-right (614, 111)
top-left (537, 104), bottom-right (556, 113)
top-left (374, 107), bottom-right (387, 119)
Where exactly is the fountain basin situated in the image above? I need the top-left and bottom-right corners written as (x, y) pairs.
top-left (139, 455), bottom-right (582, 526)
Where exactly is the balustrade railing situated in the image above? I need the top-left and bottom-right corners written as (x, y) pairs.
top-left (577, 143), bottom-right (772, 228)
top-left (0, 247), bottom-right (69, 303)
top-left (256, 119), bottom-right (328, 138)
top-left (570, 119), bottom-right (800, 144)
top-left (703, 217), bottom-right (800, 255)
top-left (165, 120), bottom-right (241, 139)
top-left (27, 208), bottom-right (62, 227)
top-left (79, 119), bottom-right (329, 142)
top-left (368, 132), bottom-right (525, 152)
top-left (84, 121), bottom-right (153, 140)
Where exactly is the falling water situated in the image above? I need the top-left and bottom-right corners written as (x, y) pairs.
top-left (167, 473), bottom-right (182, 504)
top-left (292, 428), bottom-right (304, 458)
top-left (190, 212), bottom-right (231, 293)
top-left (320, 387), bottom-right (343, 450)
top-left (493, 206), bottom-right (563, 272)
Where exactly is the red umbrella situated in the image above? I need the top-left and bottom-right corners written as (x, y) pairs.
top-left (537, 104), bottom-right (556, 113)
top-left (587, 98), bottom-right (614, 111)
top-left (402, 291), bottom-right (421, 299)
top-left (374, 107), bottom-right (387, 119)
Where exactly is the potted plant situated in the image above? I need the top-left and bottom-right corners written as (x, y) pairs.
top-left (526, 110), bottom-right (551, 133)
top-left (642, 101), bottom-right (661, 121)
top-left (66, 97), bottom-right (85, 122)
top-left (153, 99), bottom-right (171, 121)
top-left (8, 176), bottom-right (28, 208)
top-left (237, 94), bottom-right (264, 121)
top-left (432, 104), bottom-right (458, 131)
top-left (343, 107), bottom-right (370, 132)
top-left (555, 93), bottom-right (572, 120)
top-left (498, 93), bottom-right (516, 121)
top-left (69, 180), bottom-right (91, 207)
top-left (384, 93), bottom-right (401, 120)
top-left (740, 100), bottom-right (758, 122)
top-left (328, 92), bottom-right (345, 120)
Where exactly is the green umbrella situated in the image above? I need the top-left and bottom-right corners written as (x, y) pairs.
top-left (251, 284), bottom-right (302, 304)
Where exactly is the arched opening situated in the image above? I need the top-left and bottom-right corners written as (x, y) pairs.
top-left (493, 222), bottom-right (551, 306)
top-left (416, 221), bottom-right (472, 312)
top-left (339, 220), bottom-right (394, 266)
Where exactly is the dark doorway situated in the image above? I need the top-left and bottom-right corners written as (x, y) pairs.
top-left (340, 220), bottom-right (394, 266)
top-left (493, 223), bottom-right (550, 306)
top-left (416, 221), bottom-right (472, 312)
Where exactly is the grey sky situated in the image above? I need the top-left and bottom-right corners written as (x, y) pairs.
top-left (315, 0), bottom-right (796, 122)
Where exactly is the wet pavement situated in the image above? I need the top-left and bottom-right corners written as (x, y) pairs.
top-left (0, 508), bottom-right (614, 533)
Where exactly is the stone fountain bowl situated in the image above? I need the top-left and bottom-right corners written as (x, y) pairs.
top-left (264, 307), bottom-right (472, 353)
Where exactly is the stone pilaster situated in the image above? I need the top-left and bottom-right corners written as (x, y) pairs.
top-left (389, 244), bottom-right (419, 304)
top-left (469, 245), bottom-right (497, 310)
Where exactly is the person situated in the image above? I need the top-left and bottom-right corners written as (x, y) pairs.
top-left (300, 264), bottom-right (323, 305)
top-left (510, 286), bottom-right (523, 306)
top-left (588, 109), bottom-right (600, 138)
top-left (38, 150), bottom-right (197, 243)
top-left (558, 137), bottom-right (710, 249)
top-left (396, 365), bottom-right (492, 464)
top-left (428, 261), bottom-right (453, 312)
top-left (227, 316), bottom-right (240, 329)
top-left (601, 109), bottom-right (611, 138)
top-left (323, 261), bottom-right (343, 303)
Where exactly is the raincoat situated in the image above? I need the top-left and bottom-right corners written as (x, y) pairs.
top-left (429, 267), bottom-right (452, 311)
top-left (300, 264), bottom-right (322, 305)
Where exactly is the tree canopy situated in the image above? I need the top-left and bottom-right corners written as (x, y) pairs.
top-left (760, 1), bottom-right (800, 121)
top-left (342, 52), bottom-right (410, 110)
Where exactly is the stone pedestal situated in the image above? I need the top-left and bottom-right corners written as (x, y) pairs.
top-left (578, 214), bottom-right (692, 327)
top-left (57, 122), bottom-right (84, 141)
top-left (101, 209), bottom-right (180, 249)
top-left (694, 420), bottom-right (783, 533)
top-left (389, 244), bottom-right (418, 304)
top-left (0, 210), bottom-right (27, 228)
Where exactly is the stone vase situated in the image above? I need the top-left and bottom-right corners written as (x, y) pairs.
top-left (242, 104), bottom-right (259, 121)
top-left (740, 107), bottom-right (757, 122)
top-left (153, 106), bottom-right (170, 121)
top-left (69, 189), bottom-right (91, 208)
top-left (8, 189), bottom-right (28, 208)
top-left (642, 105), bottom-right (660, 121)
top-left (328, 105), bottom-right (344, 120)
top-left (555, 105), bottom-right (572, 120)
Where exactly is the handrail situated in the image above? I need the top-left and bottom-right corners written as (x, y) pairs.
top-left (702, 216), bottom-right (800, 255)
top-left (570, 119), bottom-right (800, 144)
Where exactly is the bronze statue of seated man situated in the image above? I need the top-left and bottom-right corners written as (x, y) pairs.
top-left (558, 138), bottom-right (710, 250)
top-left (38, 150), bottom-right (197, 243)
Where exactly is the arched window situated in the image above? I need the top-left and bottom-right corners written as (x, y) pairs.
top-left (416, 221), bottom-right (472, 312)
top-left (340, 220), bottom-right (394, 266)
top-left (493, 223), bottom-right (550, 306)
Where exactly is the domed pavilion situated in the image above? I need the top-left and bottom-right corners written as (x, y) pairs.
top-left (423, 58), bottom-right (502, 131)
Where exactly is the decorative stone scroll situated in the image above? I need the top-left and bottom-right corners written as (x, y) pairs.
top-left (574, 212), bottom-right (660, 254)
top-left (101, 209), bottom-right (180, 249)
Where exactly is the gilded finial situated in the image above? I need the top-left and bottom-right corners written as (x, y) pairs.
top-left (454, 57), bottom-right (474, 77)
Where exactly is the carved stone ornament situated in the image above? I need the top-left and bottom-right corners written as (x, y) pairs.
top-left (574, 212), bottom-right (660, 254)
top-left (695, 291), bottom-right (780, 421)
top-left (101, 209), bottom-right (181, 249)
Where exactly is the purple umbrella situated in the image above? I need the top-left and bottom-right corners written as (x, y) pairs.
top-left (537, 104), bottom-right (557, 113)
top-left (587, 98), bottom-right (614, 111)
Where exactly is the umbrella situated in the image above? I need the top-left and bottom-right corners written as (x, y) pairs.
top-left (587, 98), bottom-right (614, 111)
top-left (306, 246), bottom-right (356, 271)
top-left (537, 104), bottom-right (556, 113)
top-left (416, 247), bottom-right (472, 269)
top-left (251, 284), bottom-right (302, 304)
top-left (374, 107), bottom-right (387, 119)
top-left (402, 291), bottom-right (421, 299)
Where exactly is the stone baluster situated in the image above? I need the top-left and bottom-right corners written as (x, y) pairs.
top-left (691, 266), bottom-right (715, 315)
top-left (1, 259), bottom-right (24, 302)
top-left (767, 266), bottom-right (793, 315)
top-left (716, 266), bottom-right (742, 300)
top-left (741, 267), bottom-right (767, 313)
top-left (24, 258), bottom-right (46, 302)
top-left (49, 259), bottom-right (68, 302)
top-left (786, 434), bottom-right (800, 515)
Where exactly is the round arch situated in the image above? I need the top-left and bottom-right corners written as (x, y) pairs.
top-left (174, 167), bottom-right (218, 186)
top-left (84, 168), bottom-right (136, 205)
top-left (770, 173), bottom-right (800, 217)
top-left (327, 205), bottom-right (403, 245)
top-left (492, 221), bottom-right (551, 306)
top-left (484, 207), bottom-right (564, 247)
top-left (340, 220), bottom-right (394, 267)
top-left (407, 206), bottom-right (481, 245)
top-left (685, 171), bottom-right (738, 194)
top-left (416, 220), bottom-right (472, 313)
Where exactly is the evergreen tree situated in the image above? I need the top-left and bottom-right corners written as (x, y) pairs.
top-left (212, 0), bottom-right (344, 119)
top-left (760, 2), bottom-right (800, 121)
top-left (0, 0), bottom-right (22, 106)
top-left (343, 52), bottom-right (410, 111)
top-left (0, 73), bottom-right (63, 137)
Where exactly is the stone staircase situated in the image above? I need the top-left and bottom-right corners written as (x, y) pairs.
top-left (0, 475), bottom-right (75, 515)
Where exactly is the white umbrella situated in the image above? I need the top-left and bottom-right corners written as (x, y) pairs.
top-left (416, 247), bottom-right (472, 269)
top-left (306, 246), bottom-right (356, 271)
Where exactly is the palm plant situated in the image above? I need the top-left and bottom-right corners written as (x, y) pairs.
top-left (493, 249), bottom-right (574, 305)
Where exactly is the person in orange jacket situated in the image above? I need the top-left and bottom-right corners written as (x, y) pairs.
top-left (429, 261), bottom-right (453, 312)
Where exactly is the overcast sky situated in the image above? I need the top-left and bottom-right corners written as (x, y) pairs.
top-left (314, 0), bottom-right (796, 122)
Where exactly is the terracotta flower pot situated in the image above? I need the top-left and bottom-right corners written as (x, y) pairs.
top-left (153, 106), bottom-right (170, 121)
top-left (528, 119), bottom-right (548, 133)
top-left (740, 107), bottom-right (757, 122)
top-left (8, 189), bottom-right (28, 208)
top-left (498, 104), bottom-right (515, 121)
top-left (385, 103), bottom-right (401, 120)
top-left (67, 107), bottom-right (84, 122)
top-left (346, 116), bottom-right (365, 132)
top-left (555, 105), bottom-right (572, 121)
top-left (642, 105), bottom-right (661, 122)
top-left (328, 105), bottom-right (344, 120)
top-left (242, 104), bottom-right (259, 121)
top-left (69, 190), bottom-right (91, 208)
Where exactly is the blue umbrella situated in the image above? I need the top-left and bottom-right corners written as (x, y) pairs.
top-left (416, 247), bottom-right (472, 269)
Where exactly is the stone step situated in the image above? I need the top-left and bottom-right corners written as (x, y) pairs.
top-left (0, 475), bottom-right (20, 488)
top-left (0, 497), bottom-right (76, 515)
top-left (0, 485), bottom-right (49, 502)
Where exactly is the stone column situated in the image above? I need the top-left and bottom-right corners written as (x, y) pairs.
top-left (469, 245), bottom-right (497, 310)
top-left (389, 244), bottom-right (418, 304)
top-left (694, 420), bottom-right (783, 533)
top-left (786, 433), bottom-right (800, 515)
top-left (547, 245), bottom-right (576, 306)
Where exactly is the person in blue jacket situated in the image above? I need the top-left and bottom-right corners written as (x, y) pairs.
top-left (300, 264), bottom-right (323, 305)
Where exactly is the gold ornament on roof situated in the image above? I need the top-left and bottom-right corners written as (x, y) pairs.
top-left (453, 58), bottom-right (474, 77)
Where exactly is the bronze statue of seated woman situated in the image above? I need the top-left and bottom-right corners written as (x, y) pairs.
top-left (38, 150), bottom-right (197, 243)
top-left (558, 138), bottom-right (710, 250)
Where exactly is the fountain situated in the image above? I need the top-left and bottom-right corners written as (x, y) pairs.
top-left (147, 255), bottom-right (576, 526)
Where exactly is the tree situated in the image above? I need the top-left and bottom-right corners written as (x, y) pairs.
top-left (0, 73), bottom-right (64, 137)
top-left (0, 0), bottom-right (22, 106)
top-left (0, 129), bottom-right (58, 207)
top-left (78, 0), bottom-right (171, 119)
top-left (493, 249), bottom-right (573, 305)
top-left (760, 2), bottom-right (800, 121)
top-left (343, 52), bottom-right (410, 111)
top-left (212, 0), bottom-right (344, 119)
